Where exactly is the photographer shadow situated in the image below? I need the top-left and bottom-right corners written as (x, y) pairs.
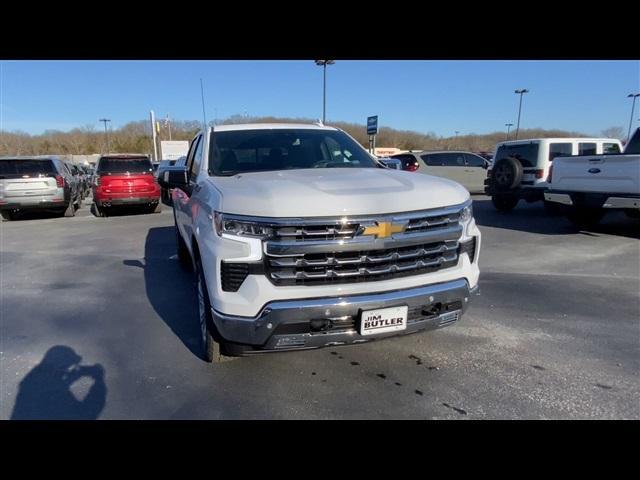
top-left (11, 346), bottom-right (107, 420)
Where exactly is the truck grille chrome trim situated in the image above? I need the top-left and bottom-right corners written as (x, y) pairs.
top-left (258, 201), bottom-right (470, 286)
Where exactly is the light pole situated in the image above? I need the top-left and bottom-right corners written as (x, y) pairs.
top-left (315, 60), bottom-right (335, 124)
top-left (165, 114), bottom-right (172, 141)
top-left (505, 123), bottom-right (514, 140)
top-left (514, 89), bottom-right (529, 140)
top-left (99, 118), bottom-right (111, 153)
top-left (626, 93), bottom-right (640, 142)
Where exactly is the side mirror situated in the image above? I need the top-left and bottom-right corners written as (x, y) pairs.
top-left (379, 158), bottom-right (402, 170)
top-left (158, 167), bottom-right (188, 189)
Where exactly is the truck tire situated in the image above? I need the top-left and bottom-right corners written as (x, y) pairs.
top-left (1, 211), bottom-right (16, 221)
top-left (492, 157), bottom-right (523, 192)
top-left (492, 193), bottom-right (519, 212)
top-left (566, 206), bottom-right (605, 228)
top-left (195, 256), bottom-right (236, 363)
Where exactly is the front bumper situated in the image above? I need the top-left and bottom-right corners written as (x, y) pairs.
top-left (213, 278), bottom-right (477, 353)
top-left (545, 191), bottom-right (640, 210)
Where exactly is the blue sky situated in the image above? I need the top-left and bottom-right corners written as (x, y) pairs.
top-left (1, 60), bottom-right (638, 136)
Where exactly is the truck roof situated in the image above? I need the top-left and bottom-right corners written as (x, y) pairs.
top-left (212, 123), bottom-right (338, 132)
top-left (496, 137), bottom-right (621, 146)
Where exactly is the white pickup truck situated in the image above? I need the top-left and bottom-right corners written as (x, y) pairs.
top-left (159, 123), bottom-right (481, 362)
top-left (544, 128), bottom-right (640, 227)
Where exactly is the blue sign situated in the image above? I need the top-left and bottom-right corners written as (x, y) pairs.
top-left (367, 115), bottom-right (378, 135)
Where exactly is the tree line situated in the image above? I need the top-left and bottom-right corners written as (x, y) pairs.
top-left (0, 115), bottom-right (626, 157)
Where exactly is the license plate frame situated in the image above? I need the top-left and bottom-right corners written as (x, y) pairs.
top-left (359, 305), bottom-right (408, 336)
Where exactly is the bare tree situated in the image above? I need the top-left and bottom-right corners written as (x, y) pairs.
top-left (601, 126), bottom-right (625, 140)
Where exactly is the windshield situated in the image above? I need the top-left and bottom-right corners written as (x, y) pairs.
top-left (209, 128), bottom-right (378, 176)
top-left (97, 157), bottom-right (153, 175)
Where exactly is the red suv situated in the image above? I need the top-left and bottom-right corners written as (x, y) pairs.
top-left (92, 154), bottom-right (161, 217)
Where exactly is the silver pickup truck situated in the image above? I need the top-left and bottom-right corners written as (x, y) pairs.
top-left (159, 123), bottom-right (481, 363)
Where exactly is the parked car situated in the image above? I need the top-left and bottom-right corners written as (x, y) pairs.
top-left (390, 150), bottom-right (489, 193)
top-left (377, 157), bottom-right (403, 169)
top-left (485, 137), bottom-right (623, 212)
top-left (80, 165), bottom-right (93, 196)
top-left (70, 163), bottom-right (89, 200)
top-left (159, 123), bottom-right (481, 363)
top-left (0, 156), bottom-right (82, 220)
top-left (92, 154), bottom-right (161, 217)
top-left (544, 128), bottom-right (639, 227)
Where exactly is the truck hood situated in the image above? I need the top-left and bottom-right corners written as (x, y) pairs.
top-left (208, 168), bottom-right (470, 217)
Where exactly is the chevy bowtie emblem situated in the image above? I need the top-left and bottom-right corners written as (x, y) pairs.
top-left (363, 221), bottom-right (405, 238)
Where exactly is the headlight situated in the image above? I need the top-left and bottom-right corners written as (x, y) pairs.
top-left (214, 212), bottom-right (274, 239)
top-left (460, 202), bottom-right (473, 223)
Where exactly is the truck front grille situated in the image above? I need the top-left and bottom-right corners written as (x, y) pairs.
top-left (252, 202), bottom-right (471, 286)
top-left (266, 240), bottom-right (459, 286)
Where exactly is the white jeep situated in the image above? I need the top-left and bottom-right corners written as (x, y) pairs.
top-left (485, 137), bottom-right (623, 212)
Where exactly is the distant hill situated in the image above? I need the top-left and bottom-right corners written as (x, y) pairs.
top-left (0, 114), bottom-right (620, 156)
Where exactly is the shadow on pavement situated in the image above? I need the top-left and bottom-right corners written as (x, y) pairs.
top-left (11, 346), bottom-right (106, 420)
top-left (123, 226), bottom-right (203, 359)
top-left (473, 197), bottom-right (640, 239)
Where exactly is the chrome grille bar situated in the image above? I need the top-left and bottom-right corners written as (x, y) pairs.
top-left (270, 252), bottom-right (458, 281)
top-left (268, 242), bottom-right (459, 268)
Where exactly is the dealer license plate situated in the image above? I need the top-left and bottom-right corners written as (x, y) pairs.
top-left (360, 306), bottom-right (408, 336)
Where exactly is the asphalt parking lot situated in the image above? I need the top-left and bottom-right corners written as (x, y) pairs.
top-left (1, 196), bottom-right (638, 419)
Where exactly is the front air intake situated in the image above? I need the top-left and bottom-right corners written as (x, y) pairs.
top-left (220, 262), bottom-right (250, 292)
top-left (458, 237), bottom-right (477, 263)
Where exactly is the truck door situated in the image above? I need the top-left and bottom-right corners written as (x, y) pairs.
top-left (175, 134), bottom-right (203, 242)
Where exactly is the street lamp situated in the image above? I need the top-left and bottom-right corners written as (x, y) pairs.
top-left (315, 60), bottom-right (335, 124)
top-left (99, 118), bottom-right (111, 153)
top-left (505, 123), bottom-right (514, 140)
top-left (514, 89), bottom-right (529, 140)
top-left (626, 93), bottom-right (640, 142)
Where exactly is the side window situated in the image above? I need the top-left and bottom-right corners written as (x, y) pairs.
top-left (549, 143), bottom-right (572, 161)
top-left (579, 142), bottom-right (597, 156)
top-left (431, 153), bottom-right (464, 167)
top-left (190, 136), bottom-right (204, 179)
top-left (185, 136), bottom-right (200, 170)
top-left (465, 154), bottom-right (485, 167)
top-left (421, 154), bottom-right (439, 166)
top-left (187, 135), bottom-right (203, 180)
top-left (603, 142), bottom-right (621, 154)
